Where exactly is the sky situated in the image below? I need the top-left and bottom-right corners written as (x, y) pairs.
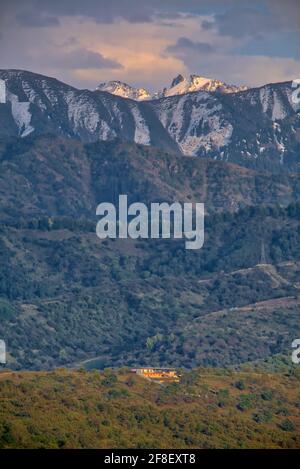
top-left (0, 0), bottom-right (300, 91)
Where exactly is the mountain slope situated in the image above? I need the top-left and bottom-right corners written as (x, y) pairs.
top-left (151, 81), bottom-right (300, 169)
top-left (0, 368), bottom-right (299, 448)
top-left (0, 70), bottom-right (299, 171)
top-left (0, 70), bottom-right (178, 152)
top-left (1, 203), bottom-right (300, 370)
top-left (1, 135), bottom-right (300, 223)
top-left (1, 137), bottom-right (300, 369)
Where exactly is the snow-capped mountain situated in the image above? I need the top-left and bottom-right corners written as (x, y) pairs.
top-left (154, 74), bottom-right (248, 99)
top-left (97, 74), bottom-right (248, 101)
top-left (0, 69), bottom-right (299, 171)
top-left (152, 80), bottom-right (300, 169)
top-left (0, 70), bottom-right (178, 152)
top-left (96, 80), bottom-right (151, 101)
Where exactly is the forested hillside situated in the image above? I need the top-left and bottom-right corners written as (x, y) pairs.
top-left (1, 135), bottom-right (300, 223)
top-left (0, 367), bottom-right (300, 449)
top-left (1, 135), bottom-right (300, 370)
top-left (1, 202), bottom-right (300, 369)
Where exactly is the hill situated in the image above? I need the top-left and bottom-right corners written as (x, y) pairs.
top-left (0, 367), bottom-right (299, 449)
top-left (1, 137), bottom-right (300, 370)
top-left (1, 135), bottom-right (300, 223)
top-left (1, 200), bottom-right (300, 369)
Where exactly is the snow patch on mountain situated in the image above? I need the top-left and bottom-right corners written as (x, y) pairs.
top-left (273, 122), bottom-right (286, 163)
top-left (130, 104), bottom-right (151, 145)
top-left (260, 86), bottom-right (272, 115)
top-left (259, 86), bottom-right (289, 121)
top-left (272, 93), bottom-right (289, 121)
top-left (7, 92), bottom-right (34, 137)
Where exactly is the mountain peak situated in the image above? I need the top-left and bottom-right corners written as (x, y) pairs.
top-left (161, 74), bottom-right (248, 98)
top-left (96, 80), bottom-right (151, 101)
top-left (171, 74), bottom-right (185, 88)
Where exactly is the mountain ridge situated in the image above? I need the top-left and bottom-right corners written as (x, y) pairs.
top-left (0, 69), bottom-right (299, 171)
top-left (96, 73), bottom-right (248, 101)
top-left (1, 135), bottom-right (300, 223)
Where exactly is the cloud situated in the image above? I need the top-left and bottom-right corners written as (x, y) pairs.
top-left (202, 20), bottom-right (214, 30)
top-left (166, 37), bottom-right (215, 55)
top-left (197, 1), bottom-right (300, 64)
top-left (16, 10), bottom-right (60, 27)
top-left (266, 0), bottom-right (300, 30)
top-left (203, 3), bottom-right (300, 61)
top-left (166, 50), bottom-right (300, 88)
top-left (5, 0), bottom-right (244, 26)
top-left (4, 0), bottom-right (300, 30)
top-left (205, 2), bottom-right (300, 39)
top-left (215, 8), bottom-right (279, 38)
top-left (41, 48), bottom-right (123, 70)
top-left (0, 0), bottom-right (299, 91)
top-left (232, 31), bottom-right (300, 61)
top-left (14, 0), bottom-right (159, 25)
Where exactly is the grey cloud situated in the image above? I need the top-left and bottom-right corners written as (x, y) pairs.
top-left (7, 0), bottom-right (293, 32)
top-left (1, 0), bottom-right (299, 91)
top-left (202, 20), bottom-right (214, 30)
top-left (15, 0), bottom-right (158, 24)
top-left (16, 11), bottom-right (60, 27)
top-left (268, 0), bottom-right (300, 28)
top-left (7, 1), bottom-right (296, 30)
top-left (5, 0), bottom-right (244, 26)
top-left (166, 37), bottom-right (215, 55)
top-left (207, 2), bottom-right (300, 39)
top-left (45, 48), bottom-right (123, 70)
top-left (211, 7), bottom-right (280, 38)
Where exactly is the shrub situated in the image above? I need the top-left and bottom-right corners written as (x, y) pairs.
top-left (278, 419), bottom-right (295, 432)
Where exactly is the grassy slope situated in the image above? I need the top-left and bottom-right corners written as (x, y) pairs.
top-left (0, 368), bottom-right (300, 449)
